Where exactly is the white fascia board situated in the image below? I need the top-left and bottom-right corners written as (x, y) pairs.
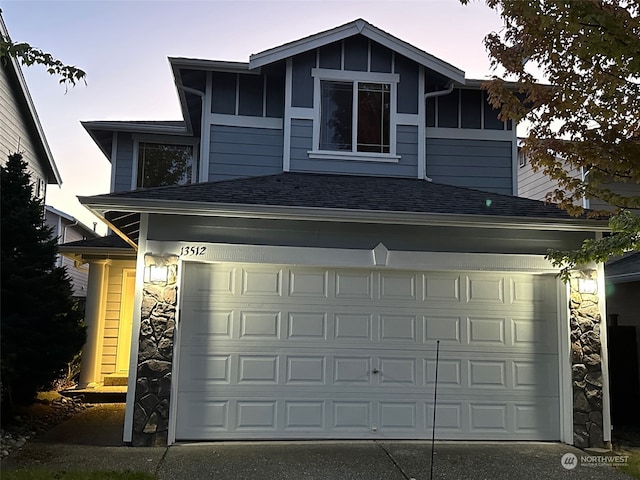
top-left (82, 121), bottom-right (189, 136)
top-left (45, 205), bottom-right (75, 222)
top-left (78, 196), bottom-right (610, 232)
top-left (361, 24), bottom-right (465, 84)
top-left (249, 21), bottom-right (362, 69)
top-left (169, 57), bottom-right (254, 74)
top-left (170, 62), bottom-right (195, 136)
top-left (249, 19), bottom-right (465, 84)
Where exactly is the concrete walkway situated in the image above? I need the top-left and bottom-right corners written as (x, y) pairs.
top-left (1, 404), bottom-right (633, 480)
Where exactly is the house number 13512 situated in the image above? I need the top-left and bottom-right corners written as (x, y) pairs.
top-left (180, 246), bottom-right (206, 256)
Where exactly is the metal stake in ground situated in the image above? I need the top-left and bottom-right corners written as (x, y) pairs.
top-left (430, 340), bottom-right (440, 480)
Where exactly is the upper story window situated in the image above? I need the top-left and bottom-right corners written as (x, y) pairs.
top-left (311, 68), bottom-right (399, 162)
top-left (136, 142), bottom-right (194, 189)
top-left (320, 81), bottom-right (390, 154)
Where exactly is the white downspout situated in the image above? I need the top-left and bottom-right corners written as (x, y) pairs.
top-left (424, 81), bottom-right (455, 100)
top-left (179, 85), bottom-right (206, 183)
top-left (423, 81), bottom-right (456, 182)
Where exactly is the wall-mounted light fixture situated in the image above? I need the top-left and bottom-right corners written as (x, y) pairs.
top-left (578, 278), bottom-right (597, 294)
top-left (144, 264), bottom-right (169, 283)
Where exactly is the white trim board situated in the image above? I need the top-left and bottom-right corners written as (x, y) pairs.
top-left (145, 240), bottom-right (558, 273)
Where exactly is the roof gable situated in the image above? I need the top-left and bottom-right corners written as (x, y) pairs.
top-left (249, 18), bottom-right (465, 84)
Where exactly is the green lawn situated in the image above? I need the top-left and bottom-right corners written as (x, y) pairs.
top-left (2, 470), bottom-right (155, 480)
top-left (616, 451), bottom-right (640, 479)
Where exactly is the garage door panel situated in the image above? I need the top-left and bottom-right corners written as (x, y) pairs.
top-left (176, 394), bottom-right (560, 440)
top-left (335, 271), bottom-right (374, 299)
top-left (288, 270), bottom-right (329, 298)
top-left (240, 311), bottom-right (281, 338)
top-left (379, 272), bottom-right (418, 301)
top-left (467, 316), bottom-right (506, 345)
top-left (178, 350), bottom-right (558, 394)
top-left (424, 316), bottom-right (462, 343)
top-left (334, 313), bottom-right (373, 341)
top-left (285, 401), bottom-right (325, 429)
top-left (423, 274), bottom-right (462, 302)
top-left (176, 264), bottom-right (561, 441)
top-left (466, 275), bottom-right (506, 304)
top-left (241, 267), bottom-right (283, 297)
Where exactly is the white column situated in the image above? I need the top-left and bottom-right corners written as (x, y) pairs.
top-left (79, 259), bottom-right (110, 388)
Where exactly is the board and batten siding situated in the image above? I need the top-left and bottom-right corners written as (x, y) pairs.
top-left (426, 138), bottom-right (513, 195)
top-left (100, 260), bottom-right (135, 380)
top-left (113, 133), bottom-right (135, 192)
top-left (0, 62), bottom-right (49, 188)
top-left (208, 125), bottom-right (283, 181)
top-left (290, 121), bottom-right (419, 178)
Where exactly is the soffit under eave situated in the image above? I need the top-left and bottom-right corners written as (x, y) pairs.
top-left (79, 197), bottom-right (608, 234)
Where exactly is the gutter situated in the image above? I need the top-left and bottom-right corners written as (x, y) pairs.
top-left (77, 196), bottom-right (610, 233)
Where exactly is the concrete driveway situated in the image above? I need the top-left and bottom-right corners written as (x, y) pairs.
top-left (1, 404), bottom-right (633, 480)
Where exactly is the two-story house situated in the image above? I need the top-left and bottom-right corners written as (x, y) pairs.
top-left (66, 19), bottom-right (611, 448)
top-left (1, 12), bottom-right (61, 198)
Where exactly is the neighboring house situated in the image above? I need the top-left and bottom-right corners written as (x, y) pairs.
top-left (517, 143), bottom-right (640, 427)
top-left (45, 205), bottom-right (101, 307)
top-left (0, 12), bottom-right (61, 196)
top-left (65, 19), bottom-right (611, 448)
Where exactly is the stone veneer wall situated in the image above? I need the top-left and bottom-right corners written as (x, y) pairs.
top-left (570, 270), bottom-right (604, 448)
top-left (132, 254), bottom-right (178, 447)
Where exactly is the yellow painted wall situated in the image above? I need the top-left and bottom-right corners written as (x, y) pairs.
top-left (100, 260), bottom-right (136, 380)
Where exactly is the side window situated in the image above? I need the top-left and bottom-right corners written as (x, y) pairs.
top-left (319, 80), bottom-right (391, 154)
top-left (136, 143), bottom-right (194, 189)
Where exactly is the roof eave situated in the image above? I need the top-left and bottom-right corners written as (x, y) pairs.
top-left (78, 196), bottom-right (610, 233)
top-left (81, 121), bottom-right (189, 136)
top-left (169, 57), bottom-right (254, 73)
top-left (248, 19), bottom-right (465, 84)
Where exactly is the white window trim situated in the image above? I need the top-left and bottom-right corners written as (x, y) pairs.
top-left (310, 68), bottom-right (399, 162)
top-left (131, 135), bottom-right (200, 190)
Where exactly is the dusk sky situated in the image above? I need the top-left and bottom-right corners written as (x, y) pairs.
top-left (2, 0), bottom-right (505, 234)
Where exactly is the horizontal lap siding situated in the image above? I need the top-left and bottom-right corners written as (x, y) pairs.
top-left (427, 138), bottom-right (513, 195)
top-left (0, 64), bottom-right (47, 183)
top-left (62, 256), bottom-right (89, 298)
top-left (291, 122), bottom-right (418, 178)
top-left (100, 260), bottom-right (135, 380)
top-left (209, 125), bottom-right (283, 181)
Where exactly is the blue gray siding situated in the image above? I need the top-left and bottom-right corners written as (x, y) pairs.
top-left (212, 71), bottom-right (284, 118)
top-left (426, 89), bottom-right (511, 131)
top-left (290, 119), bottom-right (313, 167)
top-left (208, 125), bottom-right (283, 181)
top-left (426, 138), bottom-right (513, 195)
top-left (114, 133), bottom-right (134, 192)
top-left (290, 122), bottom-right (419, 178)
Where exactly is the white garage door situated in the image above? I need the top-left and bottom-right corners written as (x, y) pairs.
top-left (175, 262), bottom-right (560, 441)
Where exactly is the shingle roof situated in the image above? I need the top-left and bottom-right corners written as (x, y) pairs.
top-left (606, 252), bottom-right (640, 278)
top-left (89, 172), bottom-right (582, 220)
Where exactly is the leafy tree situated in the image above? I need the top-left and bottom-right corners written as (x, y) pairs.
top-left (1, 153), bottom-right (86, 406)
top-left (464, 0), bottom-right (640, 278)
top-left (1, 11), bottom-right (86, 87)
